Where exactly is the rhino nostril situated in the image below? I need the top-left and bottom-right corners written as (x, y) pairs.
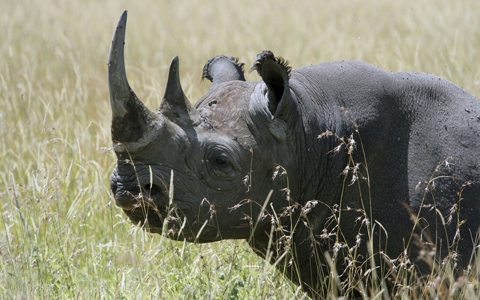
top-left (143, 184), bottom-right (154, 192)
top-left (110, 183), bottom-right (117, 195)
top-left (143, 184), bottom-right (162, 199)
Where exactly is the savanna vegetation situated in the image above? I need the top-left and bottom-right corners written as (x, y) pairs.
top-left (1, 0), bottom-right (479, 299)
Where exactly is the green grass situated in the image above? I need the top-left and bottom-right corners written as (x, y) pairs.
top-left (1, 0), bottom-right (479, 299)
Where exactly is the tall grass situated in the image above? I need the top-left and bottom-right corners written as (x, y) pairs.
top-left (1, 0), bottom-right (479, 299)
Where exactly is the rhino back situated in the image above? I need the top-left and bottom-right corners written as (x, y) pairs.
top-left (392, 72), bottom-right (480, 237)
top-left (289, 61), bottom-right (412, 201)
top-left (288, 61), bottom-right (480, 261)
top-left (289, 60), bottom-right (480, 205)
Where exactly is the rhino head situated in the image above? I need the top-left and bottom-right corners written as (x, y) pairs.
top-left (108, 11), bottom-right (301, 245)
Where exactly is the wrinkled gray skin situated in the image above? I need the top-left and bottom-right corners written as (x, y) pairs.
top-left (108, 11), bottom-right (480, 298)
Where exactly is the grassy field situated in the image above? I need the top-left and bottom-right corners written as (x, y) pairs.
top-left (1, 0), bottom-right (480, 299)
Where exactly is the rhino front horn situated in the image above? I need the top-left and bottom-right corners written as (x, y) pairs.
top-left (108, 11), bottom-right (160, 149)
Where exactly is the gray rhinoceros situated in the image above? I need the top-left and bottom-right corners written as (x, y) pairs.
top-left (108, 11), bottom-right (480, 298)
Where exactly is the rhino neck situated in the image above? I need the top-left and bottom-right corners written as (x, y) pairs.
top-left (285, 86), bottom-right (348, 206)
top-left (245, 81), bottom-right (353, 296)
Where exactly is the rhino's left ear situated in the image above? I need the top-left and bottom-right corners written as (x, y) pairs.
top-left (202, 55), bottom-right (245, 88)
top-left (249, 50), bottom-right (292, 117)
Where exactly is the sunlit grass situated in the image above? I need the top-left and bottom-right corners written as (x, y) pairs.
top-left (1, 0), bottom-right (479, 299)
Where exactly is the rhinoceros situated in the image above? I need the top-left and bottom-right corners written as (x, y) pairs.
top-left (108, 11), bottom-right (480, 297)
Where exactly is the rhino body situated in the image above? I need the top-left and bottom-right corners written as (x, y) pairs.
top-left (108, 11), bottom-right (480, 297)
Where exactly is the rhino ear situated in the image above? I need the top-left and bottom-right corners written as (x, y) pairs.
top-left (249, 50), bottom-right (292, 117)
top-left (202, 55), bottom-right (245, 88)
top-left (160, 57), bottom-right (197, 124)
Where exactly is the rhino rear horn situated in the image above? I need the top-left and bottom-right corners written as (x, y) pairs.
top-left (160, 57), bottom-right (197, 124)
top-left (202, 55), bottom-right (246, 87)
top-left (250, 50), bottom-right (292, 115)
top-left (108, 11), bottom-right (161, 147)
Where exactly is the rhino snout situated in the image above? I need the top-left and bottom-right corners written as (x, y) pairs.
top-left (110, 166), bottom-right (169, 212)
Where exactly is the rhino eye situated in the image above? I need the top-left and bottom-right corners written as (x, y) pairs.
top-left (207, 151), bottom-right (235, 177)
top-left (213, 156), bottom-right (229, 167)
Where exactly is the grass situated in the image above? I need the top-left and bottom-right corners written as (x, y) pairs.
top-left (1, 0), bottom-right (479, 299)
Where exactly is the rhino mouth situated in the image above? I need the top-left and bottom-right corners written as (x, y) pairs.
top-left (110, 164), bottom-right (172, 224)
top-left (112, 182), bottom-right (173, 234)
top-left (113, 182), bottom-right (166, 211)
top-left (110, 164), bottom-right (218, 239)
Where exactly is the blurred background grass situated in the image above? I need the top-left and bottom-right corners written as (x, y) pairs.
top-left (1, 0), bottom-right (479, 299)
